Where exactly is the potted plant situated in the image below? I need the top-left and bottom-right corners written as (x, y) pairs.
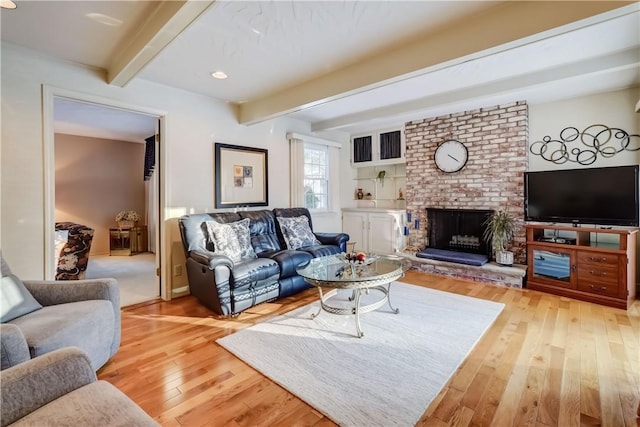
top-left (483, 209), bottom-right (518, 266)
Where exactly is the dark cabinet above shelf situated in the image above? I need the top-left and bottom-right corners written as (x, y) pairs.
top-left (351, 127), bottom-right (405, 167)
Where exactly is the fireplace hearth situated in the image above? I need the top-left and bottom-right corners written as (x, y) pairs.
top-left (407, 207), bottom-right (525, 285)
top-left (426, 208), bottom-right (494, 257)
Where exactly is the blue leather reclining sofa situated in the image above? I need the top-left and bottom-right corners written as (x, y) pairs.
top-left (179, 207), bottom-right (349, 315)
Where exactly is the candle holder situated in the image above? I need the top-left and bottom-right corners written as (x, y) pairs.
top-left (403, 212), bottom-right (420, 236)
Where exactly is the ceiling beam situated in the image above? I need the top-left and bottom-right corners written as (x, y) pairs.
top-left (310, 48), bottom-right (640, 131)
top-left (237, 1), bottom-right (635, 126)
top-left (108, 0), bottom-right (215, 87)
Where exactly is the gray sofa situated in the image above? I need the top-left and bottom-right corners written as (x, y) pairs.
top-left (0, 347), bottom-right (159, 427)
top-left (179, 207), bottom-right (349, 315)
top-left (1, 255), bottom-right (120, 371)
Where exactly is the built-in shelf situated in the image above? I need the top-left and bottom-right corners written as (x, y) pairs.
top-left (353, 164), bottom-right (406, 205)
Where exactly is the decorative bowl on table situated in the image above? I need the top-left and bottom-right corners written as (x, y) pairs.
top-left (334, 252), bottom-right (379, 278)
top-left (336, 252), bottom-right (379, 266)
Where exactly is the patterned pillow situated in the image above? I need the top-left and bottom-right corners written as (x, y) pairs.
top-left (205, 218), bottom-right (257, 262)
top-left (277, 215), bottom-right (321, 250)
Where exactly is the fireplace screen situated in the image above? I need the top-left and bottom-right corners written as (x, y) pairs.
top-left (426, 208), bottom-right (494, 256)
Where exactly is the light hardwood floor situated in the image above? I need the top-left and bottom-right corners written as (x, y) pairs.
top-left (98, 271), bottom-right (640, 426)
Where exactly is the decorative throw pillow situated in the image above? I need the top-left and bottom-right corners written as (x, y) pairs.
top-left (205, 218), bottom-right (257, 262)
top-left (1, 274), bottom-right (43, 322)
top-left (277, 215), bottom-right (321, 250)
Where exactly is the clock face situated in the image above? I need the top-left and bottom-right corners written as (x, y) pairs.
top-left (434, 140), bottom-right (468, 173)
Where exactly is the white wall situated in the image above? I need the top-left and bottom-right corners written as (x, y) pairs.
top-left (529, 87), bottom-right (640, 171)
top-left (1, 43), bottom-right (348, 280)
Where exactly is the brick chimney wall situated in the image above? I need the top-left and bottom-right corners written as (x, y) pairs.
top-left (404, 101), bottom-right (528, 264)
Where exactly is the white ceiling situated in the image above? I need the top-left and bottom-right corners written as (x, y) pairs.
top-left (53, 98), bottom-right (157, 143)
top-left (138, 1), bottom-right (497, 103)
top-left (2, 1), bottom-right (639, 140)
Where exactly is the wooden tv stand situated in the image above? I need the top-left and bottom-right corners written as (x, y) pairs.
top-left (525, 223), bottom-right (638, 309)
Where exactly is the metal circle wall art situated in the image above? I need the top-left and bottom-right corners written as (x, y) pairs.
top-left (530, 124), bottom-right (639, 165)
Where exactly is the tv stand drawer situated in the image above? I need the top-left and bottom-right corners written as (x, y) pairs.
top-left (577, 252), bottom-right (618, 267)
top-left (577, 281), bottom-right (620, 298)
top-left (577, 265), bottom-right (619, 286)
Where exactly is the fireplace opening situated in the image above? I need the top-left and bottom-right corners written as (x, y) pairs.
top-left (416, 208), bottom-right (494, 266)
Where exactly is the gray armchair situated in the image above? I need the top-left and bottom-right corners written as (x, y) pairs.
top-left (0, 347), bottom-right (159, 427)
top-left (1, 255), bottom-right (120, 371)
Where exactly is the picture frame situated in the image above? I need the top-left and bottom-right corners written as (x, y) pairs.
top-left (215, 143), bottom-right (268, 208)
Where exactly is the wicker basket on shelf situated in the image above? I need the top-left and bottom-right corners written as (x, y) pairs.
top-left (115, 210), bottom-right (140, 229)
top-left (118, 220), bottom-right (135, 229)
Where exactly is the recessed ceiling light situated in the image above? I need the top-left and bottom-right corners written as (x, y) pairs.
top-left (86, 12), bottom-right (123, 26)
top-left (1, 0), bottom-right (17, 9)
top-left (211, 71), bottom-right (228, 80)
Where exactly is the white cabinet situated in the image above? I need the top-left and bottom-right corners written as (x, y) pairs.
top-left (351, 127), bottom-right (405, 167)
top-left (368, 213), bottom-right (402, 254)
top-left (342, 211), bottom-right (367, 250)
top-left (342, 209), bottom-right (405, 254)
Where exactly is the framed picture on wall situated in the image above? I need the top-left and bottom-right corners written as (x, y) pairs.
top-left (214, 143), bottom-right (268, 208)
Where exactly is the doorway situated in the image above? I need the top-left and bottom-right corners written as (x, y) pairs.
top-left (43, 87), bottom-right (167, 306)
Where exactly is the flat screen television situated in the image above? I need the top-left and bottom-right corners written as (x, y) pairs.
top-left (524, 165), bottom-right (639, 227)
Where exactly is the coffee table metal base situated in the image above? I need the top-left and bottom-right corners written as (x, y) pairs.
top-left (310, 283), bottom-right (399, 338)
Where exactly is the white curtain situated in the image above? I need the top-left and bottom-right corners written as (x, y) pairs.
top-left (327, 144), bottom-right (340, 211)
top-left (289, 137), bottom-right (305, 207)
top-left (146, 176), bottom-right (157, 253)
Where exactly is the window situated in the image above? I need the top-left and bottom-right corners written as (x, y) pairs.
top-left (303, 143), bottom-right (328, 210)
top-left (288, 133), bottom-right (341, 213)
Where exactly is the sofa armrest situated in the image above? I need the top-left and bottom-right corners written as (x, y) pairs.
top-left (0, 347), bottom-right (96, 427)
top-left (314, 232), bottom-right (350, 252)
top-left (0, 324), bottom-right (30, 370)
top-left (23, 279), bottom-right (121, 356)
top-left (185, 252), bottom-right (236, 315)
top-left (190, 250), bottom-right (234, 270)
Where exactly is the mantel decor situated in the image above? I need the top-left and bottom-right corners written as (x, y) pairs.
top-left (215, 143), bottom-right (268, 209)
top-left (530, 124), bottom-right (639, 165)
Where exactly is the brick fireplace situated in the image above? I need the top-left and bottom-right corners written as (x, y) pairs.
top-left (404, 101), bottom-right (528, 265)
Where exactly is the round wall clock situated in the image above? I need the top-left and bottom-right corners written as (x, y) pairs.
top-left (434, 140), bottom-right (468, 173)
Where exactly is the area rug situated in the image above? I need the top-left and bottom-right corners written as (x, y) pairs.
top-left (217, 282), bottom-right (504, 426)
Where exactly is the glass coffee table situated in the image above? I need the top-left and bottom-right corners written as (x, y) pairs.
top-left (296, 254), bottom-right (406, 337)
